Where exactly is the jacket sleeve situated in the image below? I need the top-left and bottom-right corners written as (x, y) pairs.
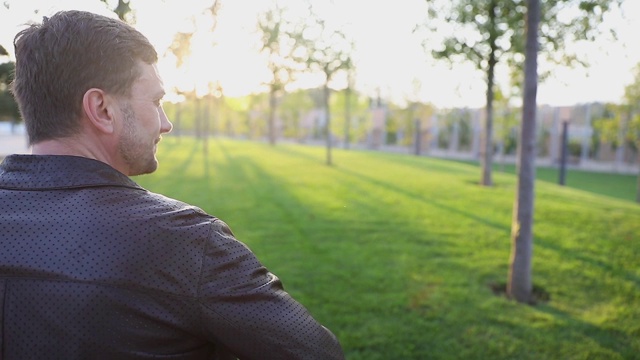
top-left (196, 219), bottom-right (345, 360)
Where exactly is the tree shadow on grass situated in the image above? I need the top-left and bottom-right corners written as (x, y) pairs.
top-left (536, 235), bottom-right (640, 289)
top-left (332, 164), bottom-right (509, 232)
top-left (267, 143), bottom-right (327, 165)
top-left (295, 148), bottom-right (502, 223)
top-left (537, 305), bottom-right (639, 359)
top-left (175, 139), bottom-right (640, 359)
top-left (135, 137), bottom-right (203, 189)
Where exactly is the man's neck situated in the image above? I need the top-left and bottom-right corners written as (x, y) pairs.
top-left (32, 137), bottom-right (112, 165)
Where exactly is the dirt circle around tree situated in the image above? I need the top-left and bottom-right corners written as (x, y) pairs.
top-left (489, 281), bottom-right (550, 305)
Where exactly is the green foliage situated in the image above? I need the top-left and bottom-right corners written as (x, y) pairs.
top-left (421, 0), bottom-right (621, 85)
top-left (0, 92), bottom-right (19, 121)
top-left (0, 61), bottom-right (12, 85)
top-left (494, 89), bottom-right (520, 153)
top-left (0, 60), bottom-right (19, 121)
top-left (257, 1), bottom-right (309, 144)
top-left (384, 102), bottom-right (436, 147)
top-left (436, 108), bottom-right (474, 150)
top-left (280, 89), bottom-right (314, 139)
top-left (334, 95), bottom-right (373, 146)
top-left (258, 1), bottom-right (305, 91)
top-left (137, 137), bottom-right (640, 359)
top-left (593, 103), bottom-right (623, 146)
top-left (593, 62), bottom-right (640, 149)
top-left (297, 4), bottom-right (353, 84)
top-left (624, 63), bottom-right (640, 145)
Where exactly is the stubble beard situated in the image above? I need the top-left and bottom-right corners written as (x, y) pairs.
top-left (118, 103), bottom-right (158, 176)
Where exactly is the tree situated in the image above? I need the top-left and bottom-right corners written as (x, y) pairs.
top-left (200, 1), bottom-right (222, 156)
top-left (0, 57), bottom-right (20, 124)
top-left (166, 30), bottom-right (194, 136)
top-left (419, 0), bottom-right (623, 187)
top-left (164, 1), bottom-right (221, 144)
top-left (279, 89), bottom-right (314, 141)
top-left (624, 65), bottom-right (640, 203)
top-left (257, 1), bottom-right (305, 146)
top-left (508, 0), bottom-right (539, 304)
top-left (332, 84), bottom-right (370, 149)
top-left (594, 63), bottom-right (640, 203)
top-left (298, 9), bottom-right (353, 165)
top-left (342, 61), bottom-right (355, 149)
top-left (630, 114), bottom-right (640, 202)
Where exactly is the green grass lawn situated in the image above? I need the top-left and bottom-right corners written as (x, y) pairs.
top-left (136, 137), bottom-right (640, 360)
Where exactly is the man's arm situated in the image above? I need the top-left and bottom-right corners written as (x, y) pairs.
top-left (197, 219), bottom-right (345, 360)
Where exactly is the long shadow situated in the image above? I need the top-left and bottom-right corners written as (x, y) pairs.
top-left (204, 138), bottom-right (473, 269)
top-left (267, 143), bottom-right (327, 165)
top-left (272, 144), bottom-right (479, 176)
top-left (220, 152), bottom-right (638, 358)
top-left (536, 235), bottom-right (640, 289)
top-left (134, 137), bottom-right (202, 188)
top-left (452, 158), bottom-right (638, 203)
top-left (333, 164), bottom-right (509, 232)
top-left (154, 139), bottom-right (640, 358)
top-left (536, 305), bottom-right (637, 358)
top-left (267, 144), bottom-right (509, 231)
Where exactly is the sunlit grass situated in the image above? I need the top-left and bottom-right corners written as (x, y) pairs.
top-left (135, 136), bottom-right (640, 359)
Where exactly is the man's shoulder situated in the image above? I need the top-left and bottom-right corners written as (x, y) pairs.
top-left (130, 189), bottom-right (217, 223)
top-left (143, 190), bottom-right (203, 210)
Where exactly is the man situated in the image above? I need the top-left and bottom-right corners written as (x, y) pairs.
top-left (0, 10), bottom-right (344, 359)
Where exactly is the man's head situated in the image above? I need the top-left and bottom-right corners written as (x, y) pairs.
top-left (12, 10), bottom-right (172, 176)
top-left (12, 10), bottom-right (158, 145)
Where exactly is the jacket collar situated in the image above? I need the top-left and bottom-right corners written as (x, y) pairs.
top-left (0, 154), bottom-right (143, 191)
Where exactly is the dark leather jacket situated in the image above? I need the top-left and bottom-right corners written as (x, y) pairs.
top-left (0, 155), bottom-right (344, 360)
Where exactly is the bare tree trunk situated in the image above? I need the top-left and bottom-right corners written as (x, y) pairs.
top-left (344, 87), bottom-right (351, 149)
top-left (324, 83), bottom-right (332, 166)
top-left (195, 96), bottom-right (202, 140)
top-left (268, 87), bottom-right (277, 146)
top-left (636, 147), bottom-right (640, 203)
top-left (508, 0), bottom-right (539, 304)
top-left (203, 95), bottom-right (210, 157)
top-left (481, 1), bottom-right (498, 187)
top-left (637, 172), bottom-right (640, 203)
top-left (174, 101), bottom-right (182, 140)
top-left (581, 103), bottom-right (591, 164)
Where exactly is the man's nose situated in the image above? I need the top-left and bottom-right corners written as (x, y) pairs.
top-left (160, 107), bottom-right (173, 134)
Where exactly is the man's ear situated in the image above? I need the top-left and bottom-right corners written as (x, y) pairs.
top-left (82, 88), bottom-right (117, 134)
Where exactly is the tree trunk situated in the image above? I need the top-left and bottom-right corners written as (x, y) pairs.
top-left (174, 102), bottom-right (182, 139)
top-left (580, 103), bottom-right (591, 164)
top-left (268, 87), bottom-right (277, 146)
top-left (203, 96), bottom-right (210, 157)
top-left (195, 96), bottom-right (202, 139)
top-left (637, 171), bottom-right (640, 203)
top-left (508, 0), bottom-right (539, 304)
top-left (324, 82), bottom-right (332, 166)
top-left (636, 147), bottom-right (640, 203)
top-left (481, 1), bottom-right (498, 187)
top-left (344, 86), bottom-right (351, 149)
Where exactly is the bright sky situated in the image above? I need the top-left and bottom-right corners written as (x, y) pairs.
top-left (1, 0), bottom-right (639, 108)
